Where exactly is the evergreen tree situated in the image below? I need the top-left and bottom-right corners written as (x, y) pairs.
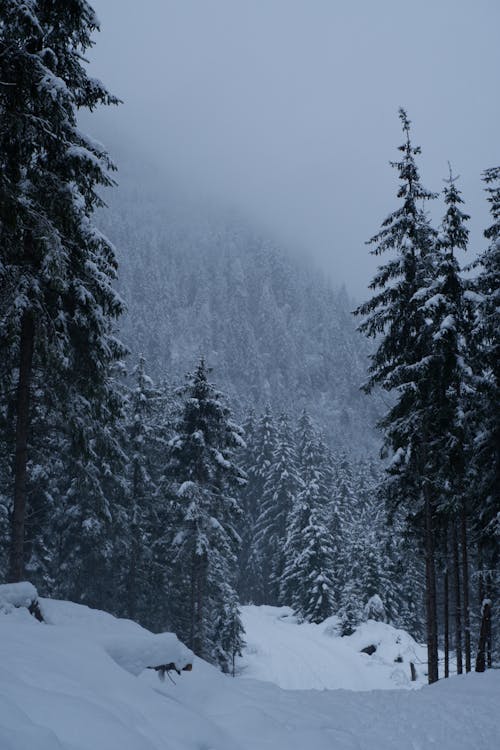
top-left (253, 412), bottom-right (300, 603)
top-left (354, 109), bottom-right (441, 682)
top-left (166, 359), bottom-right (246, 668)
top-left (244, 406), bottom-right (277, 603)
top-left (121, 356), bottom-right (167, 623)
top-left (469, 167), bottom-right (500, 559)
top-left (281, 411), bottom-right (336, 622)
top-left (430, 168), bottom-right (473, 672)
top-left (0, 0), bottom-right (125, 582)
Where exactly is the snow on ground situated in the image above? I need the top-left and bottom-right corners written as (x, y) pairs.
top-left (1, 589), bottom-right (499, 750)
top-left (238, 605), bottom-right (428, 690)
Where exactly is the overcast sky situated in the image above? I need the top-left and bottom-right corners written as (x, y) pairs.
top-left (87, 0), bottom-right (500, 296)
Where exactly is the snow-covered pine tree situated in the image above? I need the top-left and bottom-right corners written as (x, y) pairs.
top-left (236, 410), bottom-right (257, 602)
top-left (467, 166), bottom-right (500, 666)
top-left (120, 356), bottom-right (168, 623)
top-left (243, 405), bottom-right (277, 603)
top-left (0, 0), bottom-right (125, 583)
top-left (166, 359), bottom-right (246, 668)
top-left (212, 584), bottom-right (246, 675)
top-left (428, 168), bottom-right (473, 672)
top-left (468, 167), bottom-right (500, 561)
top-left (253, 412), bottom-right (300, 603)
top-left (281, 411), bottom-right (336, 622)
top-left (354, 109), bottom-right (441, 682)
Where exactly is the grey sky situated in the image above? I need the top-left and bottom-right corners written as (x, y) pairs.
top-left (87, 0), bottom-right (500, 296)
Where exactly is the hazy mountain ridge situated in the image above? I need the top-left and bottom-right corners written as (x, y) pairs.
top-left (100, 173), bottom-right (382, 451)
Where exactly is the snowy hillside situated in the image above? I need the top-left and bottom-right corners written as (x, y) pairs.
top-left (1, 591), bottom-right (499, 750)
top-left (238, 605), bottom-right (429, 690)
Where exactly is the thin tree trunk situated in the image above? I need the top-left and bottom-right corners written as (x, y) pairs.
top-left (424, 483), bottom-right (439, 684)
top-left (443, 529), bottom-right (449, 678)
top-left (8, 308), bottom-right (35, 583)
top-left (475, 600), bottom-right (492, 672)
top-left (195, 563), bottom-right (204, 658)
top-left (453, 521), bottom-right (463, 674)
top-left (127, 464), bottom-right (141, 620)
top-left (461, 507), bottom-right (471, 672)
top-left (486, 570), bottom-right (493, 669)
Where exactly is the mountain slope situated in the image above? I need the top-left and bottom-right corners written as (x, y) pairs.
top-left (99, 170), bottom-right (382, 451)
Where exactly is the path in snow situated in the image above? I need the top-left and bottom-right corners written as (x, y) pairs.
top-left (238, 605), bottom-right (428, 690)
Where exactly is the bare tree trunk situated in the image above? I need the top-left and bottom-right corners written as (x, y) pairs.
top-left (195, 564), bottom-right (204, 658)
top-left (461, 507), bottom-right (471, 672)
top-left (486, 570), bottom-right (493, 669)
top-left (424, 483), bottom-right (439, 684)
top-left (443, 529), bottom-right (450, 678)
top-left (475, 599), bottom-right (492, 672)
top-left (453, 521), bottom-right (463, 674)
top-left (8, 308), bottom-right (35, 583)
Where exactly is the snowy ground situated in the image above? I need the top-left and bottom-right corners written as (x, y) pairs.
top-left (238, 604), bottom-right (429, 690)
top-left (1, 589), bottom-right (499, 750)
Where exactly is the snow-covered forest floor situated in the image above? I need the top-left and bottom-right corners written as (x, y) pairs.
top-left (1, 592), bottom-right (498, 750)
top-left (238, 605), bottom-right (429, 690)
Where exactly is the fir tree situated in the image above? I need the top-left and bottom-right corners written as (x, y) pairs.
top-left (253, 412), bottom-right (300, 603)
top-left (244, 406), bottom-right (277, 603)
top-left (469, 167), bottom-right (500, 558)
top-left (121, 356), bottom-right (166, 623)
top-left (281, 411), bottom-right (336, 622)
top-left (354, 109), bottom-right (441, 682)
top-left (0, 0), bottom-right (125, 582)
top-left (166, 359), bottom-right (246, 668)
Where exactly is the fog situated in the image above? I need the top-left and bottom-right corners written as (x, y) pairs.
top-left (86, 0), bottom-right (500, 296)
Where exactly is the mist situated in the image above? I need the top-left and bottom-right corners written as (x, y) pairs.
top-left (86, 0), bottom-right (500, 296)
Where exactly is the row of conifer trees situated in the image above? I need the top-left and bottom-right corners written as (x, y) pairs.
top-left (354, 110), bottom-right (499, 682)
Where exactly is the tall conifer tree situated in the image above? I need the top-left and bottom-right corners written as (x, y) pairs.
top-left (354, 110), bottom-right (441, 682)
top-left (0, 0), bottom-right (125, 582)
top-left (167, 359), bottom-right (246, 667)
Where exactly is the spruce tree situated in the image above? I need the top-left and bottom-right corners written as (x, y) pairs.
top-left (253, 412), bottom-right (300, 603)
top-left (468, 167), bottom-right (500, 666)
top-left (430, 168), bottom-right (472, 672)
top-left (354, 109), bottom-right (441, 682)
top-left (469, 167), bottom-right (500, 560)
top-left (244, 405), bottom-right (277, 603)
top-left (0, 0), bottom-right (125, 582)
top-left (281, 411), bottom-right (336, 622)
top-left (166, 359), bottom-right (246, 668)
top-left (121, 356), bottom-right (166, 622)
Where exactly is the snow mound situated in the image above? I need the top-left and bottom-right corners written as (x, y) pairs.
top-left (103, 632), bottom-right (192, 676)
top-left (0, 582), bottom-right (38, 612)
top-left (238, 605), bottom-right (428, 689)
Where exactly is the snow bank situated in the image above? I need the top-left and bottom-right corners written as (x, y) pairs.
top-left (39, 596), bottom-right (193, 675)
top-left (103, 632), bottom-right (192, 676)
top-left (1, 595), bottom-right (499, 749)
top-left (0, 581), bottom-right (38, 610)
top-left (238, 605), bottom-right (429, 689)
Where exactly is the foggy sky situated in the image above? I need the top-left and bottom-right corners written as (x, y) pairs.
top-left (87, 0), bottom-right (500, 296)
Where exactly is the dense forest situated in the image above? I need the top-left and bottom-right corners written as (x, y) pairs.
top-left (0, 0), bottom-right (498, 686)
top-left (98, 168), bottom-right (382, 453)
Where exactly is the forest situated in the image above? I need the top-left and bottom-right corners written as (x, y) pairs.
top-left (0, 0), bottom-right (498, 692)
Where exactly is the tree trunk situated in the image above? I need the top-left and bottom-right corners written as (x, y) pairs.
top-left (452, 521), bottom-right (463, 674)
top-left (461, 507), bottom-right (471, 672)
top-left (475, 599), bottom-right (492, 672)
top-left (424, 483), bottom-right (439, 684)
top-left (8, 308), bottom-right (35, 583)
top-left (443, 529), bottom-right (450, 678)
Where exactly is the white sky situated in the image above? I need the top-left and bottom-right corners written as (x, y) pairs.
top-left (87, 0), bottom-right (500, 296)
